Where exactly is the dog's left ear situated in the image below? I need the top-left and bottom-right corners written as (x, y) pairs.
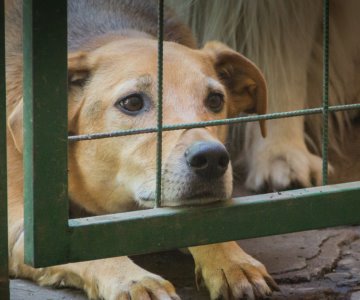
top-left (68, 51), bottom-right (90, 87)
top-left (203, 41), bottom-right (267, 137)
top-left (67, 51), bottom-right (92, 131)
top-left (7, 52), bottom-right (92, 153)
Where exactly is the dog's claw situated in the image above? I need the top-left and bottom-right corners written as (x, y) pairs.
top-left (264, 274), bottom-right (280, 292)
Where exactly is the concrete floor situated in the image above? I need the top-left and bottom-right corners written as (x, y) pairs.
top-left (10, 122), bottom-right (360, 299)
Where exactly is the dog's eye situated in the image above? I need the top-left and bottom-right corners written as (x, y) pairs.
top-left (116, 94), bottom-right (144, 114)
top-left (205, 93), bottom-right (224, 113)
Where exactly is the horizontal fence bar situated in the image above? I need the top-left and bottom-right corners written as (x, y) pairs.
top-left (24, 181), bottom-right (360, 267)
top-left (69, 103), bottom-right (360, 142)
top-left (0, 0), bottom-right (9, 297)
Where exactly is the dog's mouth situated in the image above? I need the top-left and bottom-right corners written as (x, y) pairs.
top-left (184, 191), bottom-right (214, 200)
top-left (136, 189), bottom-right (228, 208)
top-left (135, 151), bottom-right (233, 207)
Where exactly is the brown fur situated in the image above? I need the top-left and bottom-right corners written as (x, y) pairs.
top-left (6, 1), bottom-right (277, 299)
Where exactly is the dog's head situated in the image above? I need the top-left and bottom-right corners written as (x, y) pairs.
top-left (8, 38), bottom-right (266, 213)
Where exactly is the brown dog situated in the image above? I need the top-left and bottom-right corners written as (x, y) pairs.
top-left (6, 1), bottom-right (277, 299)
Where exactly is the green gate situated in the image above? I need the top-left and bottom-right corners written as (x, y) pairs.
top-left (1, 0), bottom-right (360, 299)
top-left (0, 0), bottom-right (8, 298)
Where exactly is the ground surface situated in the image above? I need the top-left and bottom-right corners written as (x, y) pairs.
top-left (10, 123), bottom-right (360, 299)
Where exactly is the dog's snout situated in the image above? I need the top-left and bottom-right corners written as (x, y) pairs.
top-left (185, 141), bottom-right (229, 179)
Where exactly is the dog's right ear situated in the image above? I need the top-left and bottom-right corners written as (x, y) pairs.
top-left (203, 41), bottom-right (267, 137)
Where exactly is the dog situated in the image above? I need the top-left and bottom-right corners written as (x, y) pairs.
top-left (169, 0), bottom-right (360, 192)
top-left (5, 0), bottom-right (278, 299)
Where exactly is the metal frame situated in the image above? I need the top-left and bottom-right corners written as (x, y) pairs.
top-left (4, 0), bottom-right (360, 298)
top-left (23, 0), bottom-right (69, 266)
top-left (321, 0), bottom-right (330, 183)
top-left (19, 0), bottom-right (360, 269)
top-left (0, 0), bottom-right (9, 297)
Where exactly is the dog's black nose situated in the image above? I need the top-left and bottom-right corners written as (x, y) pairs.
top-left (185, 141), bottom-right (230, 179)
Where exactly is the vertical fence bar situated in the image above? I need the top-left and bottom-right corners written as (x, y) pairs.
top-left (155, 0), bottom-right (164, 208)
top-left (322, 0), bottom-right (330, 185)
top-left (0, 0), bottom-right (9, 298)
top-left (23, 0), bottom-right (70, 266)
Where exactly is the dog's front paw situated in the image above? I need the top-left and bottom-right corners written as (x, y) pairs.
top-left (191, 243), bottom-right (278, 300)
top-left (98, 274), bottom-right (180, 300)
top-left (245, 141), bottom-right (329, 192)
top-left (81, 258), bottom-right (180, 300)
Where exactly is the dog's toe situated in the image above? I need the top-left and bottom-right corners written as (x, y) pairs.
top-left (105, 275), bottom-right (179, 300)
top-left (137, 277), bottom-right (179, 300)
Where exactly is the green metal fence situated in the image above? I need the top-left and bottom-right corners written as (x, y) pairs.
top-left (1, 0), bottom-right (360, 299)
top-left (0, 0), bottom-right (9, 298)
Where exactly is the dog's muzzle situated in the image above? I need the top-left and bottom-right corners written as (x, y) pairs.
top-left (185, 141), bottom-right (229, 179)
top-left (135, 140), bottom-right (232, 207)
